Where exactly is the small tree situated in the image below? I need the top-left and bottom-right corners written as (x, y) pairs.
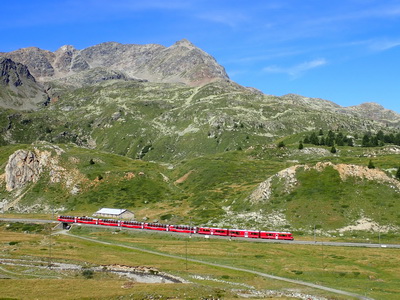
top-left (277, 141), bottom-right (285, 148)
top-left (82, 269), bottom-right (94, 279)
top-left (396, 167), bottom-right (400, 180)
top-left (347, 138), bottom-right (354, 147)
top-left (330, 146), bottom-right (337, 154)
top-left (298, 141), bottom-right (304, 150)
top-left (368, 160), bottom-right (375, 169)
top-left (310, 132), bottom-right (319, 145)
top-left (362, 134), bottom-right (370, 147)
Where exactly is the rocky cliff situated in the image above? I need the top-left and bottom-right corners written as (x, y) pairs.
top-left (0, 57), bottom-right (48, 110)
top-left (5, 150), bottom-right (43, 191)
top-left (1, 39), bottom-right (229, 86)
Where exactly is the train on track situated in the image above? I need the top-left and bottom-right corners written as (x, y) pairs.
top-left (58, 215), bottom-right (294, 240)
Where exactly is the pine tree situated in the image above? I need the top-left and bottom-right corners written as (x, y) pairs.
top-left (330, 146), bottom-right (337, 153)
top-left (327, 130), bottom-right (335, 139)
top-left (395, 133), bottom-right (400, 146)
top-left (362, 134), bottom-right (370, 147)
top-left (298, 141), bottom-right (304, 150)
top-left (396, 167), bottom-right (400, 180)
top-left (347, 138), bottom-right (354, 147)
top-left (277, 141), bottom-right (285, 148)
top-left (368, 160), bottom-right (375, 169)
top-left (335, 132), bottom-right (344, 146)
top-left (377, 130), bottom-right (384, 141)
top-left (310, 132), bottom-right (319, 145)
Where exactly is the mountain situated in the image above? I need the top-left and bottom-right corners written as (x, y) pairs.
top-left (0, 39), bottom-right (400, 238)
top-left (0, 39), bottom-right (229, 86)
top-left (0, 57), bottom-right (48, 110)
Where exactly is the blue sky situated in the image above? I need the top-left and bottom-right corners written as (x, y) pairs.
top-left (1, 0), bottom-right (400, 113)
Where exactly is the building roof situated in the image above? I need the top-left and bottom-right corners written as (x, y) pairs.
top-left (94, 208), bottom-right (129, 215)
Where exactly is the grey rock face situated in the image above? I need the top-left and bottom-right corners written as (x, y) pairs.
top-left (0, 57), bottom-right (49, 110)
top-left (1, 39), bottom-right (229, 86)
top-left (5, 150), bottom-right (42, 191)
top-left (0, 57), bottom-right (36, 86)
top-left (2, 47), bottom-right (55, 78)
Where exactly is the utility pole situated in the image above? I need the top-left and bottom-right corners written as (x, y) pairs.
top-left (314, 224), bottom-right (316, 243)
top-left (48, 223), bottom-right (52, 269)
top-left (185, 238), bottom-right (188, 271)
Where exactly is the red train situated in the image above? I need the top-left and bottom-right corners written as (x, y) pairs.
top-left (57, 215), bottom-right (294, 240)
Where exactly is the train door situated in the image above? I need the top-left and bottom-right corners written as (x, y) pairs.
top-left (244, 231), bottom-right (248, 238)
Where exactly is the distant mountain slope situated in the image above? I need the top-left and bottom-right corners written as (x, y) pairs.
top-left (0, 39), bottom-right (229, 86)
top-left (281, 93), bottom-right (400, 126)
top-left (0, 57), bottom-right (48, 110)
top-left (1, 79), bottom-right (398, 161)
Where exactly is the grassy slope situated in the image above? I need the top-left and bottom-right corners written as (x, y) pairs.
top-left (1, 142), bottom-right (399, 244)
top-left (1, 223), bottom-right (399, 299)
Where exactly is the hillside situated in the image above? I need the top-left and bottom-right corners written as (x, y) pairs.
top-left (0, 40), bottom-right (400, 239)
top-left (1, 142), bottom-right (400, 240)
top-left (1, 78), bottom-right (399, 161)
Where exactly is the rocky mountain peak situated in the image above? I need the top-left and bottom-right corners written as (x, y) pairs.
top-left (0, 40), bottom-right (228, 86)
top-left (173, 38), bottom-right (196, 49)
top-left (56, 45), bottom-right (76, 53)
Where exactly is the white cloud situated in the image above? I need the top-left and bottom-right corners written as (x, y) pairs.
top-left (264, 58), bottom-right (327, 78)
top-left (197, 11), bottom-right (248, 28)
top-left (368, 39), bottom-right (400, 51)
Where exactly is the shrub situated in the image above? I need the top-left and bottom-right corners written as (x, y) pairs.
top-left (82, 269), bottom-right (94, 279)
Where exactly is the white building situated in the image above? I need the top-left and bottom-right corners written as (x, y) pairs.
top-left (93, 208), bottom-right (134, 219)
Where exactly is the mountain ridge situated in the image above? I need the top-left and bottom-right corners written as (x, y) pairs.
top-left (0, 39), bottom-right (229, 86)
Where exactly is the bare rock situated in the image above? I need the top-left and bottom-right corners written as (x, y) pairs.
top-left (5, 150), bottom-right (42, 191)
top-left (0, 57), bottom-right (49, 110)
top-left (1, 39), bottom-right (229, 86)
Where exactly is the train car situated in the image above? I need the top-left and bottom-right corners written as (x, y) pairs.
top-left (229, 229), bottom-right (260, 238)
top-left (144, 223), bottom-right (169, 231)
top-left (168, 224), bottom-right (196, 234)
top-left (260, 231), bottom-right (294, 240)
top-left (77, 216), bottom-right (98, 225)
top-left (58, 215), bottom-right (77, 223)
top-left (197, 227), bottom-right (229, 236)
top-left (121, 220), bottom-right (144, 229)
top-left (98, 219), bottom-right (120, 227)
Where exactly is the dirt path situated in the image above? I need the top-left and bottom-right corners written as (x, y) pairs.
top-left (61, 231), bottom-right (373, 300)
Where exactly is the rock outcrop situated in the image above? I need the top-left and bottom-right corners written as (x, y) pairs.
top-left (249, 162), bottom-right (400, 203)
top-left (4, 146), bottom-right (71, 192)
top-left (5, 150), bottom-right (42, 191)
top-left (1, 39), bottom-right (229, 86)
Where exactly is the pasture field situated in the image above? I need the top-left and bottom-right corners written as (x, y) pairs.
top-left (1, 223), bottom-right (399, 299)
